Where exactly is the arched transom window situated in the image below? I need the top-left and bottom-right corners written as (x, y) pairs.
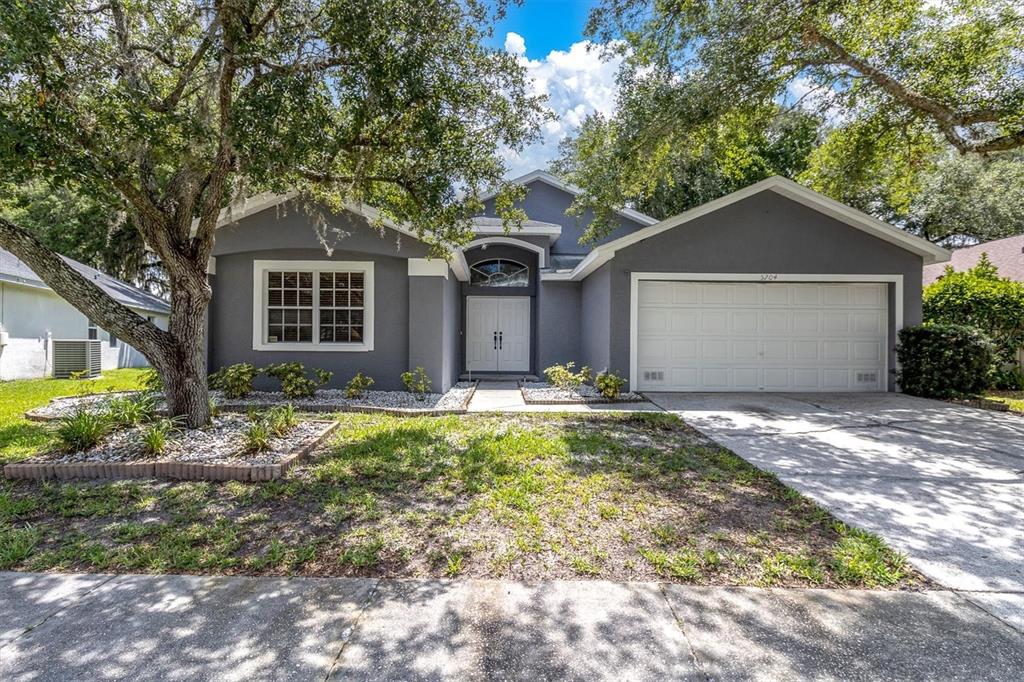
top-left (470, 259), bottom-right (529, 287)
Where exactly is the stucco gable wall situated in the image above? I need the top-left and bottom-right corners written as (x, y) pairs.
top-left (605, 190), bottom-right (925, 389)
top-left (482, 180), bottom-right (648, 256)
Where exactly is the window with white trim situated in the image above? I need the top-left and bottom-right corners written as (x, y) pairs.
top-left (253, 260), bottom-right (374, 352)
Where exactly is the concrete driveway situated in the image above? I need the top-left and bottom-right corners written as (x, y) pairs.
top-left (647, 392), bottom-right (1024, 631)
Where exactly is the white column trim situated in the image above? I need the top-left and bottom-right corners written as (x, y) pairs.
top-left (408, 258), bottom-right (449, 278)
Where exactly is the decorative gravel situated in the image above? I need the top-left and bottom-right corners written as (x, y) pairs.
top-left (520, 382), bottom-right (646, 404)
top-left (31, 414), bottom-right (331, 466)
top-left (216, 382), bottom-right (477, 413)
top-left (26, 382), bottom-right (477, 421)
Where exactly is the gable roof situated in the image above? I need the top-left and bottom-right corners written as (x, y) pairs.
top-left (543, 176), bottom-right (951, 281)
top-left (207, 191), bottom-right (470, 281)
top-left (923, 235), bottom-right (1024, 285)
top-left (481, 170), bottom-right (659, 227)
top-left (0, 248), bottom-right (170, 315)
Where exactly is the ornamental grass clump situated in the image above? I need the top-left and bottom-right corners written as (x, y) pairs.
top-left (141, 418), bottom-right (181, 456)
top-left (56, 410), bottom-right (112, 451)
top-left (105, 394), bottom-right (157, 427)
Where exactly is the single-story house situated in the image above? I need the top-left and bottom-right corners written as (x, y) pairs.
top-left (0, 247), bottom-right (170, 380)
top-left (922, 234), bottom-right (1023, 286)
top-left (207, 171), bottom-right (950, 393)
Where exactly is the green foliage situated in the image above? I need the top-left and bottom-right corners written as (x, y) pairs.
top-left (401, 367), bottom-right (433, 400)
top-left (266, 404), bottom-right (298, 437)
top-left (56, 410), bottom-right (113, 452)
top-left (830, 523), bottom-right (907, 587)
top-left (140, 368), bottom-right (163, 394)
top-left (594, 370), bottom-right (627, 400)
top-left (543, 362), bottom-right (593, 390)
top-left (209, 364), bottom-right (260, 399)
top-left (923, 255), bottom-right (1024, 363)
top-left (105, 395), bottom-right (156, 427)
top-left (141, 418), bottom-right (181, 456)
top-left (345, 372), bottom-right (375, 400)
top-left (263, 363), bottom-right (332, 399)
top-left (896, 324), bottom-right (995, 399)
top-left (242, 420), bottom-right (273, 454)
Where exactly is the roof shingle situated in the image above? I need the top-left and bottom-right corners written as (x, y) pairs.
top-left (923, 235), bottom-right (1024, 285)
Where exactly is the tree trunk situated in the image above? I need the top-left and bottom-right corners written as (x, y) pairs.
top-left (157, 266), bottom-right (213, 428)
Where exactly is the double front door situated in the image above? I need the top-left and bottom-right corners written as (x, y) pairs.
top-left (466, 296), bottom-right (530, 372)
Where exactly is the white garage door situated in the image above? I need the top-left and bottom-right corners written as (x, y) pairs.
top-left (635, 281), bottom-right (887, 392)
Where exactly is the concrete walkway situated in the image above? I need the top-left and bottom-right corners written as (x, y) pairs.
top-left (467, 381), bottom-right (661, 413)
top-left (648, 392), bottom-right (1024, 633)
top-left (1, 572), bottom-right (1021, 681)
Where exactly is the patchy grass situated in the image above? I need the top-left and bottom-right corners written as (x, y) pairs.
top-left (0, 369), bottom-right (148, 464)
top-left (987, 391), bottom-right (1024, 414)
top-left (0, 412), bottom-right (922, 587)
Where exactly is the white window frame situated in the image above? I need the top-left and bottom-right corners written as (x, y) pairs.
top-left (252, 259), bottom-right (374, 352)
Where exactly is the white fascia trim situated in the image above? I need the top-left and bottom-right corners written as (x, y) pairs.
top-left (564, 177), bottom-right (951, 281)
top-left (451, 250), bottom-right (470, 282)
top-left (408, 258), bottom-right (449, 278)
top-left (480, 169), bottom-right (659, 226)
top-left (627, 272), bottom-right (903, 393)
top-left (471, 222), bottom-right (563, 241)
top-left (464, 236), bottom-right (548, 268)
top-left (251, 259), bottom-right (374, 352)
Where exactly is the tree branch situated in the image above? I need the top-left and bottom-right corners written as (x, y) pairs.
top-left (0, 216), bottom-right (170, 357)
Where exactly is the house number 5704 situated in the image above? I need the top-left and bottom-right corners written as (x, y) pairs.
top-left (760, 273), bottom-right (778, 281)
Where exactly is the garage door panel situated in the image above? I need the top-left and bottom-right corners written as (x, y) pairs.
top-left (636, 281), bottom-right (887, 392)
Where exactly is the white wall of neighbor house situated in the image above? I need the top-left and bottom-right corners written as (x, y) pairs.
top-left (0, 280), bottom-right (168, 380)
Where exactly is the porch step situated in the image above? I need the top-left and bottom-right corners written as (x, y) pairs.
top-left (460, 373), bottom-right (539, 383)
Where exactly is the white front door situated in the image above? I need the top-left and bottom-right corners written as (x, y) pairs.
top-left (466, 296), bottom-right (531, 372)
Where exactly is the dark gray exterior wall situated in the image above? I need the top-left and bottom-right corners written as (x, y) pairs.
top-left (535, 281), bottom-right (581, 369)
top-left (580, 264), bottom-right (612, 371)
top-left (210, 203), bottom-right (435, 392)
top-left (482, 180), bottom-right (648, 255)
top-left (600, 190), bottom-right (924, 390)
top-left (407, 272), bottom-right (462, 392)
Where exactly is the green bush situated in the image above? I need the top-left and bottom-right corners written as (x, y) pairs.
top-left (896, 324), bottom-right (995, 399)
top-left (543, 362), bottom-right (592, 390)
top-left (140, 368), bottom-right (163, 393)
top-left (209, 363), bottom-right (259, 399)
top-left (57, 410), bottom-right (113, 451)
top-left (594, 370), bottom-right (627, 400)
top-left (141, 418), bottom-right (181, 456)
top-left (401, 367), bottom-right (432, 400)
top-left (105, 394), bottom-right (156, 426)
top-left (345, 372), bottom-right (375, 399)
top-left (263, 363), bottom-right (333, 399)
top-left (924, 255), bottom-right (1024, 367)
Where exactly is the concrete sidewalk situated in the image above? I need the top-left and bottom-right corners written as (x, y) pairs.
top-left (2, 572), bottom-right (1021, 681)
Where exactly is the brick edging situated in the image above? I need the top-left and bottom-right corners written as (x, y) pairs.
top-left (3, 420), bottom-right (339, 483)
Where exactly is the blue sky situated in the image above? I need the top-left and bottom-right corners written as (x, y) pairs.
top-left (481, 1), bottom-right (624, 177)
top-left (485, 1), bottom-right (600, 59)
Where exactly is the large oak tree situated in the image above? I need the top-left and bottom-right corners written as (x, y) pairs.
top-left (0, 0), bottom-right (544, 426)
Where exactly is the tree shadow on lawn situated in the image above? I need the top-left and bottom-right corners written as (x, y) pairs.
top-left (0, 421), bottom-right (53, 465)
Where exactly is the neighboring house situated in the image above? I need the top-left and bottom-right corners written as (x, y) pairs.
top-left (207, 171), bottom-right (949, 393)
top-left (922, 235), bottom-right (1024, 286)
top-left (923, 234), bottom-right (1024, 368)
top-left (0, 248), bottom-right (170, 380)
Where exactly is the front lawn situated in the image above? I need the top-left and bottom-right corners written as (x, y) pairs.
top-left (986, 391), bottom-right (1024, 414)
top-left (0, 370), bottom-right (149, 464)
top-left (0, 412), bottom-right (920, 588)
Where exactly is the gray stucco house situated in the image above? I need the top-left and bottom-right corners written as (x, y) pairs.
top-left (207, 171), bottom-right (950, 393)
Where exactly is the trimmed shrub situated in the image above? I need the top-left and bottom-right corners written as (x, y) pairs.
top-left (345, 372), bottom-right (375, 399)
top-left (543, 362), bottom-right (592, 390)
top-left (896, 324), bottom-right (994, 399)
top-left (924, 255), bottom-right (1024, 367)
top-left (209, 363), bottom-right (259, 399)
top-left (263, 363), bottom-right (333, 399)
top-left (401, 367), bottom-right (432, 400)
top-left (594, 370), bottom-right (627, 400)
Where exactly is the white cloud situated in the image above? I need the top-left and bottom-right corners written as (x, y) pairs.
top-left (500, 34), bottom-right (624, 177)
